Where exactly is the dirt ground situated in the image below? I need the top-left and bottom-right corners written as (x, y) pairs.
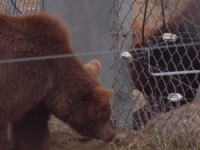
top-left (49, 100), bottom-right (200, 150)
top-left (49, 116), bottom-right (115, 150)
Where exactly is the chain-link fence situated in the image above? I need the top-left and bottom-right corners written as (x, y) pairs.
top-left (0, 0), bottom-right (41, 15)
top-left (110, 0), bottom-right (200, 149)
top-left (2, 0), bottom-right (200, 149)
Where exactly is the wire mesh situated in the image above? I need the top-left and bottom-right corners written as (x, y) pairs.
top-left (1, 0), bottom-right (200, 149)
top-left (110, 0), bottom-right (200, 149)
top-left (0, 0), bottom-right (41, 15)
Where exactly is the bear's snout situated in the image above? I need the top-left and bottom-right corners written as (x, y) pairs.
top-left (98, 121), bottom-right (116, 142)
top-left (100, 129), bottom-right (116, 142)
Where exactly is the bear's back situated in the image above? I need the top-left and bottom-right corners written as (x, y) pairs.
top-left (0, 13), bottom-right (78, 121)
top-left (0, 12), bottom-right (73, 60)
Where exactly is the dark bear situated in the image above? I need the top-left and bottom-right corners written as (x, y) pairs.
top-left (131, 0), bottom-right (200, 129)
top-left (0, 12), bottom-right (116, 150)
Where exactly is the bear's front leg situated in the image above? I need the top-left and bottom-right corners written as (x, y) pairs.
top-left (0, 122), bottom-right (10, 150)
top-left (10, 104), bottom-right (50, 150)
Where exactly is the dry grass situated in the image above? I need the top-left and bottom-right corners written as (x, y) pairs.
top-left (48, 91), bottom-right (200, 150)
top-left (107, 101), bottom-right (200, 150)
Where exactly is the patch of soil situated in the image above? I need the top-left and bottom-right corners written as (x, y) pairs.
top-left (49, 116), bottom-right (113, 150)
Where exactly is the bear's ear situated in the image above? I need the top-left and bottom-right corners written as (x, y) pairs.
top-left (84, 60), bottom-right (101, 79)
top-left (92, 86), bottom-right (113, 107)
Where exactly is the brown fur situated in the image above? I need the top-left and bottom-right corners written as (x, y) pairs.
top-left (131, 0), bottom-right (200, 129)
top-left (10, 104), bottom-right (50, 150)
top-left (0, 12), bottom-right (116, 149)
top-left (10, 60), bottom-right (108, 150)
top-left (84, 60), bottom-right (101, 79)
top-left (132, 21), bottom-right (153, 45)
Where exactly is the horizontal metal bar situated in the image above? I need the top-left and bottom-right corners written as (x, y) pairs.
top-left (146, 48), bottom-right (200, 76)
top-left (151, 70), bottom-right (200, 76)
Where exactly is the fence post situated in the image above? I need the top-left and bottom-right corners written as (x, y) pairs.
top-left (111, 0), bottom-right (133, 129)
top-left (40, 0), bottom-right (44, 12)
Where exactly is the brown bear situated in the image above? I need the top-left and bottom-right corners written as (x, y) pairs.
top-left (9, 60), bottom-right (107, 150)
top-left (0, 12), bottom-right (116, 150)
top-left (131, 0), bottom-right (200, 129)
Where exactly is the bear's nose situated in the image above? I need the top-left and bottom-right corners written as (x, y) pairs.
top-left (102, 130), bottom-right (116, 142)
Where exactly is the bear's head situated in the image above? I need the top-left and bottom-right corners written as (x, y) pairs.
top-left (70, 60), bottom-right (116, 142)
